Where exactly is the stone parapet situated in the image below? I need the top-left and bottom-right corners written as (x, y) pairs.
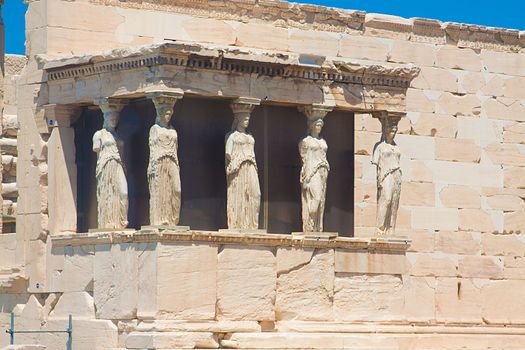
top-left (87, 0), bottom-right (525, 53)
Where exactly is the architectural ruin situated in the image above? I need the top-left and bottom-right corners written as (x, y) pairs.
top-left (1, 0), bottom-right (525, 349)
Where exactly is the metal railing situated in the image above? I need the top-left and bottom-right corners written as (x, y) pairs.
top-left (5, 312), bottom-right (72, 350)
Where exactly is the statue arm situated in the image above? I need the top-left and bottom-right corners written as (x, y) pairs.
top-left (92, 133), bottom-right (101, 153)
top-left (225, 134), bottom-right (233, 164)
top-left (298, 139), bottom-right (308, 163)
top-left (371, 143), bottom-right (380, 166)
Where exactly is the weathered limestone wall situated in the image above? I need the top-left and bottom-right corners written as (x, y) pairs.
top-left (6, 0), bottom-right (525, 348)
top-left (2, 55), bottom-right (26, 219)
top-left (0, 0), bottom-right (4, 235)
top-left (1, 232), bottom-right (524, 349)
top-left (22, 0), bottom-right (525, 235)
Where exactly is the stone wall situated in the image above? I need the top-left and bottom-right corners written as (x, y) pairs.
top-left (1, 232), bottom-right (524, 349)
top-left (0, 0), bottom-right (4, 235)
top-left (5, 0), bottom-right (525, 349)
top-left (2, 55), bottom-right (26, 221)
top-left (20, 0), bottom-right (525, 239)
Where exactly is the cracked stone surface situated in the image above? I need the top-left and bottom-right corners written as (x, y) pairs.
top-left (94, 243), bottom-right (139, 320)
top-left (157, 242), bottom-right (217, 320)
top-left (276, 249), bottom-right (334, 321)
top-left (217, 245), bottom-right (276, 321)
top-left (334, 274), bottom-right (405, 322)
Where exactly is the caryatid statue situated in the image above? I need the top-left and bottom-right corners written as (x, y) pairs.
top-left (225, 98), bottom-right (261, 230)
top-left (372, 112), bottom-right (402, 236)
top-left (92, 98), bottom-right (129, 229)
top-left (298, 104), bottom-right (333, 232)
top-left (147, 91), bottom-right (183, 227)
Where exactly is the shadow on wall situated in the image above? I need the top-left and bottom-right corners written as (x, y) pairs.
top-left (74, 98), bottom-right (354, 236)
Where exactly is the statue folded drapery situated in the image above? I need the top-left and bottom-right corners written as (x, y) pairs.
top-left (148, 124), bottom-right (181, 226)
top-left (92, 102), bottom-right (128, 229)
top-left (147, 95), bottom-right (182, 226)
top-left (299, 118), bottom-right (329, 232)
top-left (372, 117), bottom-right (402, 235)
top-left (225, 112), bottom-right (261, 230)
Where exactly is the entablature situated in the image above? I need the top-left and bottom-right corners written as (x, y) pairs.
top-left (41, 42), bottom-right (419, 116)
top-left (44, 42), bottom-right (419, 88)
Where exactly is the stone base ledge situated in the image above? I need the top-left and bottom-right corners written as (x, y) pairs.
top-left (50, 229), bottom-right (411, 251)
top-left (275, 321), bottom-right (525, 335)
top-left (120, 320), bottom-right (262, 333)
top-left (222, 328), bottom-right (525, 349)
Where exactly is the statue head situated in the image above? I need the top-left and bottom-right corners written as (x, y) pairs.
top-left (95, 98), bottom-right (126, 132)
top-left (232, 113), bottom-right (251, 132)
top-left (308, 118), bottom-right (324, 138)
top-left (156, 104), bottom-right (174, 128)
top-left (385, 124), bottom-right (397, 143)
top-left (103, 111), bottom-right (119, 131)
top-left (377, 114), bottom-right (400, 145)
top-left (152, 95), bottom-right (176, 128)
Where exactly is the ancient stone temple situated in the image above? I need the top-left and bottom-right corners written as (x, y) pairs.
top-left (1, 0), bottom-right (525, 349)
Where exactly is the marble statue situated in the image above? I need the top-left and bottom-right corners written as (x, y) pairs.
top-left (299, 117), bottom-right (329, 232)
top-left (225, 103), bottom-right (261, 230)
top-left (92, 99), bottom-right (128, 229)
top-left (147, 93), bottom-right (182, 226)
top-left (372, 116), bottom-right (402, 235)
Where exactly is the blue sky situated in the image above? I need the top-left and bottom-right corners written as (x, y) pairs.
top-left (3, 0), bottom-right (525, 55)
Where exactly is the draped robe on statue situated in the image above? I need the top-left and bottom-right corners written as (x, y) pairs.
top-left (93, 129), bottom-right (128, 229)
top-left (148, 124), bottom-right (181, 226)
top-left (225, 131), bottom-right (261, 229)
top-left (299, 135), bottom-right (329, 232)
top-left (372, 141), bottom-right (402, 234)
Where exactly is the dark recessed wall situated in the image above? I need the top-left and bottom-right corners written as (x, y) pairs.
top-left (74, 107), bottom-right (102, 233)
top-left (74, 98), bottom-right (354, 235)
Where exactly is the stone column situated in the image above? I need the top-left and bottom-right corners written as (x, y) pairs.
top-left (93, 98), bottom-right (129, 230)
top-left (45, 104), bottom-right (81, 235)
top-left (372, 111), bottom-right (403, 236)
top-left (225, 97), bottom-right (262, 231)
top-left (145, 90), bottom-right (184, 228)
top-left (297, 104), bottom-right (333, 234)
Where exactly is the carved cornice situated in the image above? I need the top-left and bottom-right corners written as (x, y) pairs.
top-left (45, 43), bottom-right (419, 89)
top-left (333, 61), bottom-right (421, 84)
top-left (147, 90), bottom-right (184, 114)
top-left (298, 104), bottom-right (333, 121)
top-left (94, 98), bottom-right (128, 123)
top-left (411, 18), bottom-right (446, 44)
top-left (87, 0), bottom-right (525, 52)
top-left (230, 98), bottom-right (261, 117)
top-left (50, 229), bottom-right (411, 251)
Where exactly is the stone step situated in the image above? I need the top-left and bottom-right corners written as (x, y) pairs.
top-left (0, 345), bottom-right (46, 350)
top-left (0, 266), bottom-right (21, 275)
top-left (2, 155), bottom-right (17, 175)
top-left (2, 114), bottom-right (19, 137)
top-left (0, 266), bottom-right (26, 290)
top-left (2, 182), bottom-right (18, 198)
top-left (121, 320), bottom-right (261, 333)
top-left (0, 138), bottom-right (17, 156)
top-left (222, 330), bottom-right (525, 349)
top-left (125, 331), bottom-right (219, 349)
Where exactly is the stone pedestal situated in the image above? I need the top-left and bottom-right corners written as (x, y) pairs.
top-left (292, 232), bottom-right (339, 241)
top-left (219, 229), bottom-right (268, 235)
top-left (141, 225), bottom-right (190, 232)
